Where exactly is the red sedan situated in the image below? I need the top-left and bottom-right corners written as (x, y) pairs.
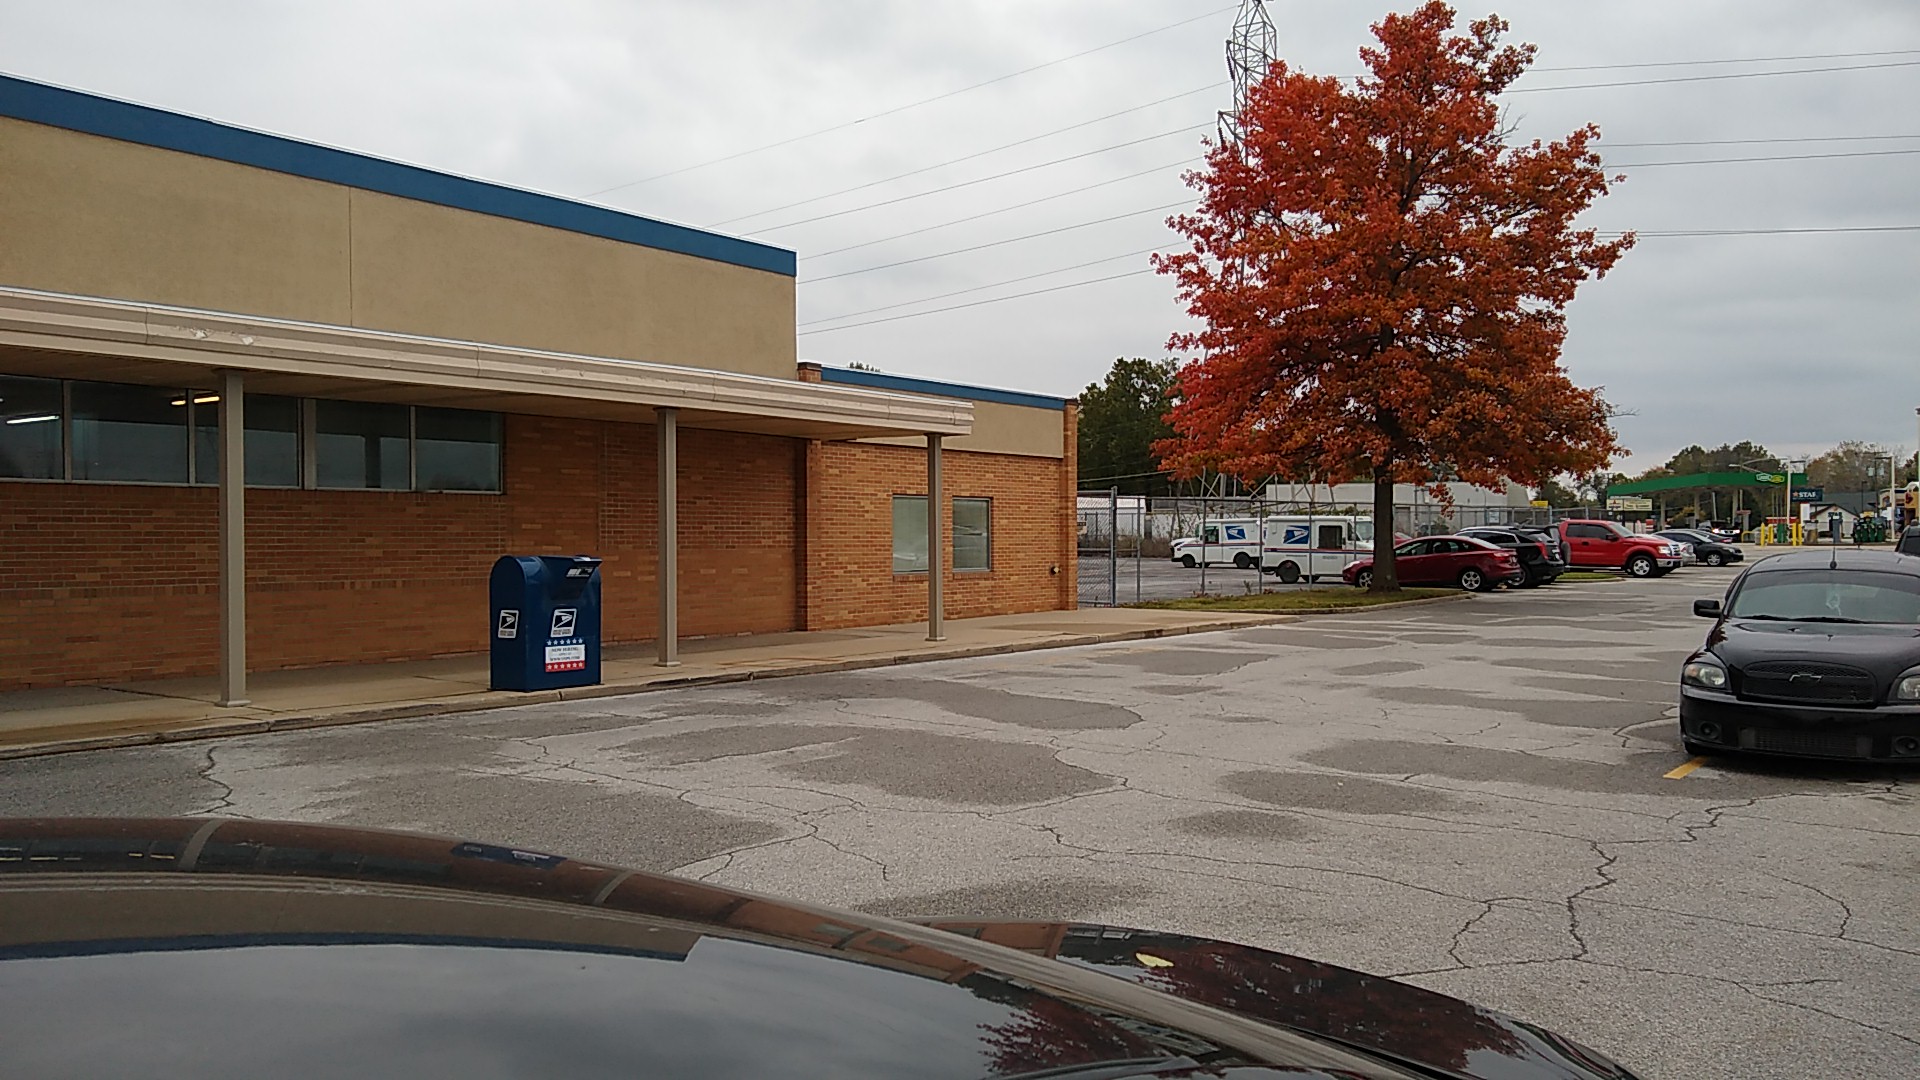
top-left (1340, 535), bottom-right (1521, 592)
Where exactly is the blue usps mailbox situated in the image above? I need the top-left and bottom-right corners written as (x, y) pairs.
top-left (489, 555), bottom-right (603, 691)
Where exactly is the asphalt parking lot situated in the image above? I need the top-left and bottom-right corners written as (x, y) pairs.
top-left (4, 567), bottom-right (1915, 1079)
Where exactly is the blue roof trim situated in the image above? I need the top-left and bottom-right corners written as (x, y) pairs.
top-left (0, 73), bottom-right (796, 278)
top-left (818, 366), bottom-right (1069, 411)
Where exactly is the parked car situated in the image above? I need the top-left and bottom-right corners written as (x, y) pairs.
top-left (1457, 526), bottom-right (1565, 587)
top-left (1680, 548), bottom-right (1920, 760)
top-left (1656, 528), bottom-right (1743, 568)
top-left (1340, 534), bottom-right (1521, 592)
top-left (1557, 519), bottom-right (1685, 578)
top-left (1898, 524), bottom-right (1920, 557)
top-left (0, 817), bottom-right (1648, 1080)
top-left (1702, 521), bottom-right (1742, 542)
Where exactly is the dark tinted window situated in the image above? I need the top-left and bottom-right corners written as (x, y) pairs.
top-left (0, 375), bottom-right (62, 479)
top-left (316, 401), bottom-right (410, 490)
top-left (0, 933), bottom-right (1188, 1080)
top-left (190, 393), bottom-right (302, 488)
top-left (70, 382), bottom-right (188, 483)
top-left (1567, 523), bottom-right (1609, 539)
top-left (415, 407), bottom-right (502, 492)
top-left (1729, 569), bottom-right (1920, 624)
top-left (1397, 540), bottom-right (1430, 556)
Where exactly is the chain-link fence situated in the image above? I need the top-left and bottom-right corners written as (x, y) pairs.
top-left (1075, 488), bottom-right (1601, 606)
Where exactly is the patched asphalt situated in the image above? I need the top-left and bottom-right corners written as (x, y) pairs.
top-left (4, 567), bottom-right (1915, 1080)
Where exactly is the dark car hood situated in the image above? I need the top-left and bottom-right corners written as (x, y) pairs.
top-left (0, 818), bottom-right (1640, 1080)
top-left (915, 921), bottom-right (1636, 1080)
top-left (1711, 619), bottom-right (1920, 678)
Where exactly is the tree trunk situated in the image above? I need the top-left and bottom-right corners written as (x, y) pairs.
top-left (1371, 465), bottom-right (1399, 593)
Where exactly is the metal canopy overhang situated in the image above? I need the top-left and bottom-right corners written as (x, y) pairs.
top-left (0, 286), bottom-right (972, 441)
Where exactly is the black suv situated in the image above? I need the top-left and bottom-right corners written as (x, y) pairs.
top-left (1458, 525), bottom-right (1565, 587)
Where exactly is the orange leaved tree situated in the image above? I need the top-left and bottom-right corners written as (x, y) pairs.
top-left (1154, 3), bottom-right (1630, 591)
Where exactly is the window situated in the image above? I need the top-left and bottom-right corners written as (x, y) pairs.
top-left (415, 407), bottom-right (502, 492)
top-left (1315, 524), bottom-right (1343, 550)
top-left (1729, 569), bottom-right (1920, 624)
top-left (0, 375), bottom-right (63, 479)
top-left (315, 400), bottom-right (410, 490)
top-left (1, 380), bottom-right (503, 493)
top-left (70, 382), bottom-right (188, 483)
top-left (190, 393), bottom-right (301, 488)
top-left (1568, 523), bottom-right (1610, 540)
top-left (1397, 540), bottom-right (1430, 556)
top-left (953, 498), bottom-right (991, 571)
top-left (1201, 526), bottom-right (1219, 544)
top-left (892, 495), bottom-right (928, 573)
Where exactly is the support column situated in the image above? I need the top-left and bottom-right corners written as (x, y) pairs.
top-left (927, 433), bottom-right (945, 641)
top-left (217, 370), bottom-right (249, 707)
top-left (657, 407), bottom-right (680, 666)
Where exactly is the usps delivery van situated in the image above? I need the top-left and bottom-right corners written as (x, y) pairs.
top-left (1169, 519), bottom-right (1263, 569)
top-left (1259, 516), bottom-right (1374, 583)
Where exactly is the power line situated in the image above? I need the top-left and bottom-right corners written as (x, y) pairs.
top-left (1508, 58), bottom-right (1920, 94)
top-left (1601, 133), bottom-right (1920, 148)
top-left (798, 244), bottom-right (1177, 326)
top-left (1529, 48), bottom-right (1920, 73)
top-left (798, 269), bottom-right (1154, 335)
top-left (1609, 147), bottom-right (1920, 167)
top-left (752, 122), bottom-right (1212, 235)
top-left (738, 65), bottom-right (1919, 236)
top-left (1626, 225), bottom-right (1920, 236)
top-left (585, 4), bottom-right (1236, 196)
top-left (711, 83), bottom-right (1224, 228)
top-left (798, 224), bottom-right (1920, 335)
top-left (797, 144), bottom-right (1914, 285)
top-left (802, 157), bottom-right (1197, 260)
top-left (800, 200), bottom-right (1192, 284)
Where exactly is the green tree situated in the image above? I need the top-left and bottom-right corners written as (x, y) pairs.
top-left (1634, 441), bottom-right (1782, 524)
top-left (1808, 440), bottom-right (1903, 494)
top-left (1077, 357), bottom-right (1178, 495)
top-left (1533, 476), bottom-right (1579, 508)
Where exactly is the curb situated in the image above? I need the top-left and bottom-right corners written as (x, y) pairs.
top-left (0, 615), bottom-right (1286, 761)
top-left (1128, 590), bottom-right (1476, 618)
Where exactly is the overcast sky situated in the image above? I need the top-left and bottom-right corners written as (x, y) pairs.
top-left (5, 1), bottom-right (1917, 474)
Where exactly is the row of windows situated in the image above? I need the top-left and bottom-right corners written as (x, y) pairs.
top-left (892, 496), bottom-right (992, 573)
top-left (0, 376), bottom-right (503, 492)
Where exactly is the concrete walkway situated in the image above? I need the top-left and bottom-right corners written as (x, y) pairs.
top-left (0, 608), bottom-right (1283, 759)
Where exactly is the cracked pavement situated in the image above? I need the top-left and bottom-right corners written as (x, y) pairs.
top-left (4, 569), bottom-right (1916, 1079)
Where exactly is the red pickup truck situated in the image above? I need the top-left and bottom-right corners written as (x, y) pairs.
top-left (1557, 519), bottom-right (1684, 577)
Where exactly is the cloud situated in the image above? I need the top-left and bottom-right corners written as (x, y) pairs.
top-left (2, 0), bottom-right (1916, 473)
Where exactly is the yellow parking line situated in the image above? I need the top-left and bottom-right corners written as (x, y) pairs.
top-left (1663, 756), bottom-right (1708, 779)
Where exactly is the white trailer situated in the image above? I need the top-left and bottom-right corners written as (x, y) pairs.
top-left (1258, 515), bottom-right (1374, 583)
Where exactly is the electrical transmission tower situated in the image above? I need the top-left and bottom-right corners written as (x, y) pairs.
top-left (1218, 0), bottom-right (1277, 150)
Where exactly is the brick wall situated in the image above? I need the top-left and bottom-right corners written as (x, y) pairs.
top-left (0, 406), bottom-right (1078, 690)
top-left (0, 415), bottom-right (800, 689)
top-left (801, 439), bottom-right (1074, 630)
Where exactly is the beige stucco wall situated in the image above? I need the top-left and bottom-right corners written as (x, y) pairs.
top-left (0, 117), bottom-right (795, 378)
top-left (860, 398), bottom-right (1064, 459)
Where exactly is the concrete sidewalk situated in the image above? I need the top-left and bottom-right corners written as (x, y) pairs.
top-left (0, 608), bottom-right (1284, 759)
